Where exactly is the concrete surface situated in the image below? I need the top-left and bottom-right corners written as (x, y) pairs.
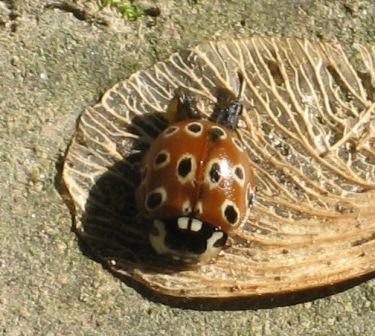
top-left (0, 0), bottom-right (374, 335)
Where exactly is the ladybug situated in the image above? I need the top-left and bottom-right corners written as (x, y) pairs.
top-left (136, 74), bottom-right (255, 264)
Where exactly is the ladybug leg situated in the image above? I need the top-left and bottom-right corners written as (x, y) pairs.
top-left (212, 72), bottom-right (245, 130)
top-left (166, 88), bottom-right (201, 123)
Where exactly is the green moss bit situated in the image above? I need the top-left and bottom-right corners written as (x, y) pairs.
top-left (100, 0), bottom-right (144, 21)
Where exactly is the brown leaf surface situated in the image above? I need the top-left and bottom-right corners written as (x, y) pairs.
top-left (62, 37), bottom-right (375, 299)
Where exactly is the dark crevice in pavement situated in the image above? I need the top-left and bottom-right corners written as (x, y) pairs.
top-left (44, 1), bottom-right (110, 26)
top-left (1, 0), bottom-right (19, 32)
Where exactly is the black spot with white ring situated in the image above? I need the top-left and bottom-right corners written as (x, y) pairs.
top-left (225, 205), bottom-right (238, 224)
top-left (153, 150), bottom-right (170, 169)
top-left (221, 200), bottom-right (240, 225)
top-left (145, 187), bottom-right (167, 210)
top-left (178, 157), bottom-right (192, 177)
top-left (209, 162), bottom-right (221, 183)
top-left (176, 154), bottom-right (196, 183)
top-left (146, 193), bottom-right (162, 209)
top-left (155, 153), bottom-right (167, 165)
top-left (209, 126), bottom-right (227, 141)
top-left (204, 159), bottom-right (223, 189)
top-left (185, 122), bottom-right (203, 136)
top-left (164, 126), bottom-right (179, 137)
top-left (235, 166), bottom-right (244, 180)
top-left (233, 164), bottom-right (245, 186)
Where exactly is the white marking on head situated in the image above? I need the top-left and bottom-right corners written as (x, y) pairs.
top-left (182, 199), bottom-right (192, 215)
top-left (177, 217), bottom-right (189, 230)
top-left (149, 220), bottom-right (168, 255)
top-left (207, 231), bottom-right (224, 249)
top-left (190, 219), bottom-right (203, 232)
top-left (194, 201), bottom-right (203, 215)
top-left (199, 231), bottom-right (225, 263)
top-left (148, 219), bottom-right (227, 264)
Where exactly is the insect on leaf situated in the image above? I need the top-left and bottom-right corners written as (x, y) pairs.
top-left (62, 37), bottom-right (375, 301)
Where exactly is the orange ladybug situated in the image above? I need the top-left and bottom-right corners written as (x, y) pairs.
top-left (136, 75), bottom-right (255, 264)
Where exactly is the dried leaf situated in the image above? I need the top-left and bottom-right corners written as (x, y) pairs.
top-left (62, 37), bottom-right (375, 299)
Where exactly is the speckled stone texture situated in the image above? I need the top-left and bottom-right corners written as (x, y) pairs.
top-left (0, 1), bottom-right (374, 335)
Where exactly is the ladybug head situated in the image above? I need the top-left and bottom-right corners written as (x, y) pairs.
top-left (149, 217), bottom-right (228, 264)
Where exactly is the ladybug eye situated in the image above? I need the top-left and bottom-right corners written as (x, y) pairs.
top-left (185, 122), bottom-right (203, 136)
top-left (221, 200), bottom-right (240, 226)
top-left (153, 150), bottom-right (170, 169)
top-left (145, 187), bottom-right (167, 211)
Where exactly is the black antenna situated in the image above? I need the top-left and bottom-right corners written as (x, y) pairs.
top-left (212, 72), bottom-right (246, 130)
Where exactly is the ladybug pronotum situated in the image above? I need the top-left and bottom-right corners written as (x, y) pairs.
top-left (136, 75), bottom-right (255, 264)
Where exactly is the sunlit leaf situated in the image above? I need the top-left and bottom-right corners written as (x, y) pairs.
top-left (62, 37), bottom-right (375, 299)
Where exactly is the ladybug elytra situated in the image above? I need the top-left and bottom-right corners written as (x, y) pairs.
top-left (136, 74), bottom-right (255, 264)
